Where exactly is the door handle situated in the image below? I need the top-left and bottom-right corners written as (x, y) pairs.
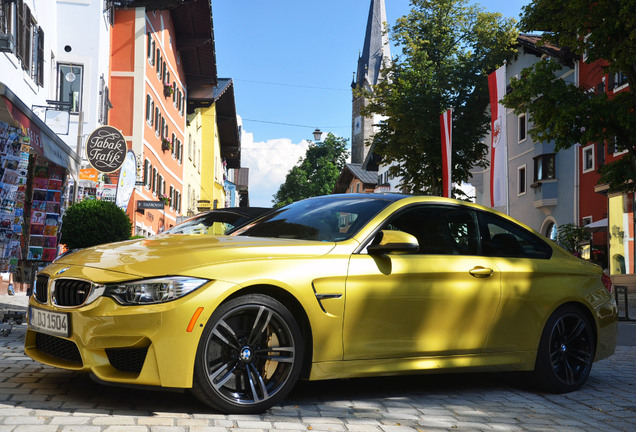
top-left (469, 266), bottom-right (493, 278)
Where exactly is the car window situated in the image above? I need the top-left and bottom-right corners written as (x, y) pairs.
top-left (383, 205), bottom-right (479, 255)
top-left (165, 212), bottom-right (247, 235)
top-left (233, 197), bottom-right (393, 241)
top-left (477, 211), bottom-right (552, 259)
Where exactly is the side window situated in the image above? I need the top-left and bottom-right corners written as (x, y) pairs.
top-left (477, 212), bottom-right (552, 259)
top-left (383, 205), bottom-right (478, 255)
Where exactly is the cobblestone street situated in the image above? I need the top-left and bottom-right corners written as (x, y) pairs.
top-left (1, 294), bottom-right (635, 432)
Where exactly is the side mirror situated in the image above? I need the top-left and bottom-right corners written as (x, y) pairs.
top-left (367, 230), bottom-right (419, 255)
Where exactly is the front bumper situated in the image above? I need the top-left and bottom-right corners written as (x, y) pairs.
top-left (25, 274), bottom-right (239, 389)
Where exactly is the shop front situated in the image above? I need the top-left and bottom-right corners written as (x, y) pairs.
top-left (0, 83), bottom-right (80, 294)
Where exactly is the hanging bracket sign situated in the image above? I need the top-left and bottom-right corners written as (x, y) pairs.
top-left (86, 126), bottom-right (127, 173)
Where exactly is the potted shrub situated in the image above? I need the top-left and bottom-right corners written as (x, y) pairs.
top-left (161, 138), bottom-right (172, 152)
top-left (163, 84), bottom-right (173, 97)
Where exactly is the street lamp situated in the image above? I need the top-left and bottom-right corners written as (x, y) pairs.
top-left (312, 128), bottom-right (323, 142)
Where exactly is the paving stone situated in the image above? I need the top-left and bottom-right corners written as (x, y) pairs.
top-left (0, 294), bottom-right (635, 432)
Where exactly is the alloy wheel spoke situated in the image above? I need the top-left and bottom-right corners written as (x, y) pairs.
top-left (209, 359), bottom-right (238, 390)
top-left (566, 347), bottom-right (592, 365)
top-left (213, 319), bottom-right (240, 349)
top-left (255, 346), bottom-right (295, 363)
top-left (248, 306), bottom-right (273, 345)
top-left (554, 319), bottom-right (566, 341)
top-left (245, 362), bottom-right (268, 402)
top-left (564, 319), bottom-right (586, 344)
top-left (563, 357), bottom-right (576, 384)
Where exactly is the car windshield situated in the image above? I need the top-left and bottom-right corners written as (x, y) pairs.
top-left (230, 197), bottom-right (393, 241)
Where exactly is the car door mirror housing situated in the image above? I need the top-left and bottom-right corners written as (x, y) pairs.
top-left (367, 230), bottom-right (419, 255)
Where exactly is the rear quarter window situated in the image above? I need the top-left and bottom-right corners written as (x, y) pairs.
top-left (477, 211), bottom-right (552, 259)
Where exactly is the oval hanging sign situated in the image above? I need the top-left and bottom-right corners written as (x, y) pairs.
top-left (86, 126), bottom-right (127, 173)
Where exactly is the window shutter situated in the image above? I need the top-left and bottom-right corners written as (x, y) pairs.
top-left (16, 0), bottom-right (24, 66)
top-left (36, 27), bottom-right (44, 86)
top-left (22, 6), bottom-right (31, 72)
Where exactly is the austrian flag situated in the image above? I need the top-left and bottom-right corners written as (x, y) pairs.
top-left (440, 108), bottom-right (453, 198)
top-left (488, 64), bottom-right (507, 208)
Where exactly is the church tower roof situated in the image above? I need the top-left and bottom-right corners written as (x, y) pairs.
top-left (354, 0), bottom-right (391, 89)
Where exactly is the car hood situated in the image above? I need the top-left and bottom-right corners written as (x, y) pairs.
top-left (53, 235), bottom-right (337, 278)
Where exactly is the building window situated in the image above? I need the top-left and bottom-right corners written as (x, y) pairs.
top-left (146, 94), bottom-right (153, 125)
top-left (517, 164), bottom-right (526, 196)
top-left (144, 159), bottom-right (151, 189)
top-left (609, 71), bottom-right (629, 90)
top-left (518, 113), bottom-right (527, 143)
top-left (98, 75), bottom-right (112, 125)
top-left (597, 140), bottom-right (605, 168)
top-left (545, 222), bottom-right (558, 241)
top-left (612, 136), bottom-right (627, 156)
top-left (533, 154), bottom-right (556, 182)
top-left (5, 1), bottom-right (44, 87)
top-left (151, 167), bottom-right (157, 194)
top-left (57, 64), bottom-right (83, 112)
top-left (146, 32), bottom-right (155, 65)
top-left (156, 49), bottom-right (161, 76)
top-left (582, 144), bottom-right (594, 173)
top-left (1, 0), bottom-right (14, 39)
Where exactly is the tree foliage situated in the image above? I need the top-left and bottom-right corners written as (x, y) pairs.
top-left (503, 0), bottom-right (636, 192)
top-left (556, 223), bottom-right (591, 255)
top-left (60, 199), bottom-right (133, 249)
top-left (361, 0), bottom-right (518, 196)
top-left (273, 133), bottom-right (349, 207)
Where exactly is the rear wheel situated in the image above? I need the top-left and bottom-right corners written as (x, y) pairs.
top-left (191, 294), bottom-right (303, 413)
top-left (533, 304), bottom-right (595, 393)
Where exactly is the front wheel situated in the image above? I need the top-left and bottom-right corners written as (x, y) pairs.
top-left (191, 294), bottom-right (304, 413)
top-left (533, 304), bottom-right (596, 393)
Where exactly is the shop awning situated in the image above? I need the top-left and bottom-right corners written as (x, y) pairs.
top-left (0, 82), bottom-right (80, 176)
top-left (584, 218), bottom-right (608, 233)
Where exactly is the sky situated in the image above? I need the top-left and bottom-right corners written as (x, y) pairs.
top-left (212, 0), bottom-right (531, 207)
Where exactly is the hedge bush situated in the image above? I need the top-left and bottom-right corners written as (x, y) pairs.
top-left (59, 199), bottom-right (132, 249)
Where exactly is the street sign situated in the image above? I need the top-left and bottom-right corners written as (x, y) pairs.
top-left (137, 200), bottom-right (165, 210)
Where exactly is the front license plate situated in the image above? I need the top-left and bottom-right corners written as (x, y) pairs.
top-left (28, 306), bottom-right (70, 338)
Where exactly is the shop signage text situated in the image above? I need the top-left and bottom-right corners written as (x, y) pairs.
top-left (86, 126), bottom-right (127, 173)
top-left (137, 200), bottom-right (165, 210)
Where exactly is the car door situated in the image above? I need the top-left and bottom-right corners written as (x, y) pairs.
top-left (343, 204), bottom-right (502, 360)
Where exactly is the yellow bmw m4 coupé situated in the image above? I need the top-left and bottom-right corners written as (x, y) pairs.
top-left (25, 194), bottom-right (617, 413)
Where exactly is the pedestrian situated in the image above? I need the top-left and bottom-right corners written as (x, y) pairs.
top-left (1, 271), bottom-right (14, 295)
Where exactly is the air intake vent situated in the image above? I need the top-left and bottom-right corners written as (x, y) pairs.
top-left (35, 333), bottom-right (82, 364)
top-left (106, 347), bottom-right (148, 373)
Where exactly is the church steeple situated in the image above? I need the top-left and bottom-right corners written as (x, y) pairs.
top-left (354, 0), bottom-right (391, 90)
top-left (351, 0), bottom-right (391, 164)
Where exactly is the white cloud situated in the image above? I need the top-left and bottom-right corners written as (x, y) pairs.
top-left (240, 130), bottom-right (310, 207)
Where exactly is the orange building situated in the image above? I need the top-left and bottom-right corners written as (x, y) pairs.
top-left (109, 2), bottom-right (216, 235)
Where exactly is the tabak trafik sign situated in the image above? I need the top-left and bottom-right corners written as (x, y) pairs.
top-left (86, 126), bottom-right (127, 173)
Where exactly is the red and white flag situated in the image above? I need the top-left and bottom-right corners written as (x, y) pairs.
top-left (440, 108), bottom-right (453, 198)
top-left (488, 64), bottom-right (507, 208)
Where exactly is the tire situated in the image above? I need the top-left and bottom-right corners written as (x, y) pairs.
top-left (191, 294), bottom-right (304, 413)
top-left (533, 304), bottom-right (596, 393)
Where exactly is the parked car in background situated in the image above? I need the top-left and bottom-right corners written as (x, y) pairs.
top-left (164, 207), bottom-right (271, 235)
top-left (25, 194), bottom-right (617, 413)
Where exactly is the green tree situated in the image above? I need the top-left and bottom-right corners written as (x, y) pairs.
top-left (60, 199), bottom-right (133, 249)
top-left (503, 0), bottom-right (636, 192)
top-left (273, 133), bottom-right (349, 207)
top-left (361, 0), bottom-right (518, 196)
top-left (556, 223), bottom-right (591, 256)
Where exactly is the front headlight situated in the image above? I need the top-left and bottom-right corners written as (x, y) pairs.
top-left (103, 276), bottom-right (209, 305)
